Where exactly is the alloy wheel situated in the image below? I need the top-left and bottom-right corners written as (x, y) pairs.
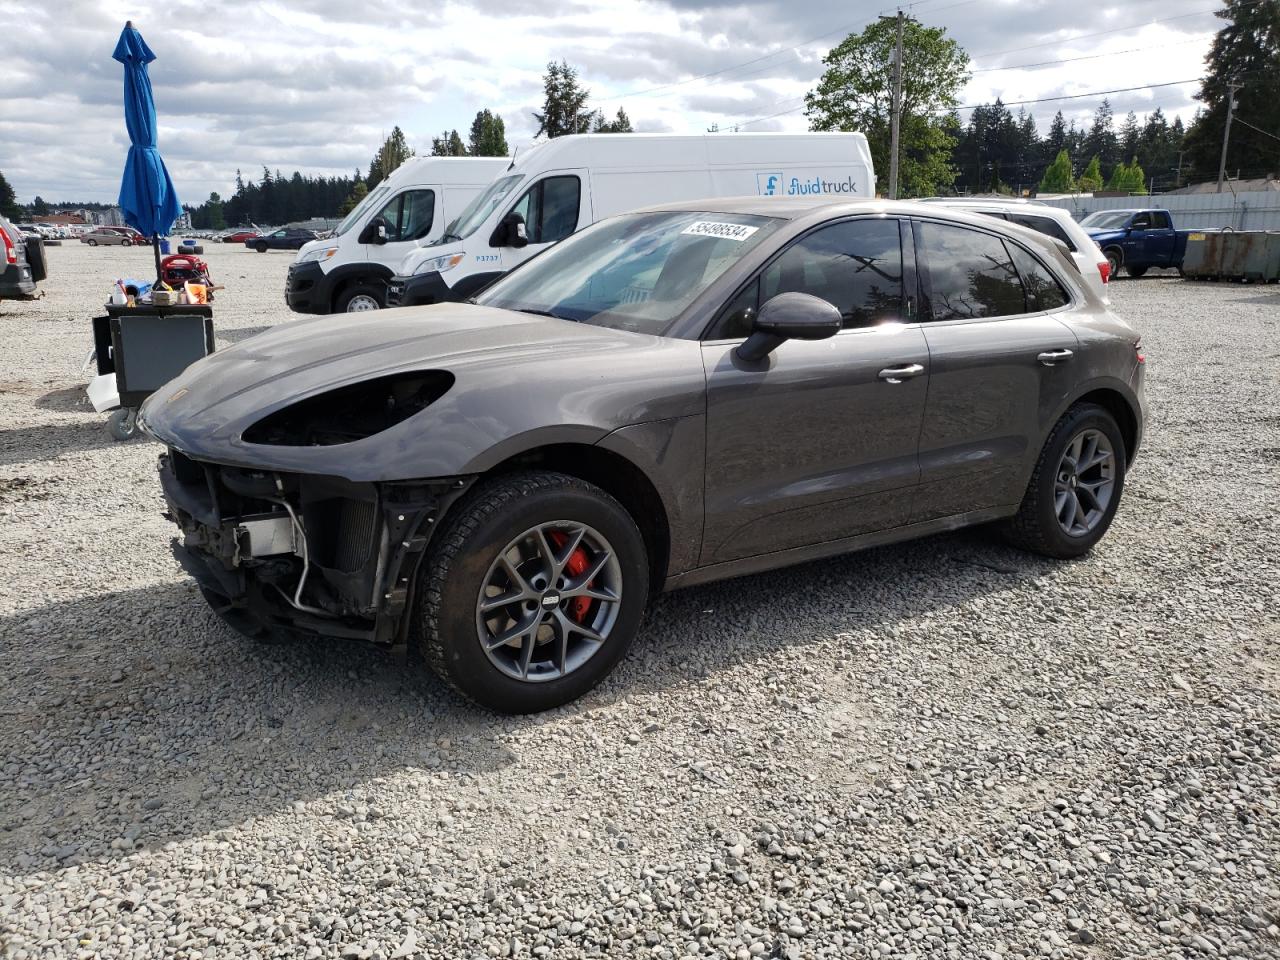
top-left (1055, 428), bottom-right (1116, 537)
top-left (475, 521), bottom-right (622, 683)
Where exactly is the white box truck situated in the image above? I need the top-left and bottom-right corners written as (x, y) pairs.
top-left (387, 131), bottom-right (874, 308)
top-left (286, 155), bottom-right (511, 314)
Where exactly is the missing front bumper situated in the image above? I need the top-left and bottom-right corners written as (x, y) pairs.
top-left (158, 449), bottom-right (471, 644)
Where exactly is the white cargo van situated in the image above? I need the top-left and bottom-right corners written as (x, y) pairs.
top-left (286, 155), bottom-right (510, 314)
top-left (387, 132), bottom-right (874, 308)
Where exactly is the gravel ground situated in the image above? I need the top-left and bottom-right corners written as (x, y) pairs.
top-left (0, 243), bottom-right (1277, 959)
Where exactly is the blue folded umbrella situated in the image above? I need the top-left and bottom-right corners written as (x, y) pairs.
top-left (114, 22), bottom-right (181, 271)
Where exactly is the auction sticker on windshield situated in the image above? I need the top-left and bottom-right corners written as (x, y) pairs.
top-left (681, 221), bottom-right (760, 242)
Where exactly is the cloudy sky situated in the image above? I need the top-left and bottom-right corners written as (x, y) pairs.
top-left (2, 0), bottom-right (1219, 203)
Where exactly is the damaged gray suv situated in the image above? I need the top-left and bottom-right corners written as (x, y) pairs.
top-left (141, 199), bottom-right (1146, 713)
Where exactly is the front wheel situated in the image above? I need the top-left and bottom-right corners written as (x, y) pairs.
top-left (86, 239), bottom-right (97, 246)
top-left (120, 238), bottom-right (132, 247)
top-left (1003, 403), bottom-right (1126, 559)
top-left (413, 471), bottom-right (650, 713)
top-left (254, 242), bottom-right (268, 253)
top-left (335, 283), bottom-right (385, 313)
top-left (1104, 248), bottom-right (1122, 278)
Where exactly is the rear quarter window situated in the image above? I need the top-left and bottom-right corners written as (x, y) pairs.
top-left (1008, 213), bottom-right (1077, 252)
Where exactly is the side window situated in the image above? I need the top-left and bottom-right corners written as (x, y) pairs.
top-left (535, 176), bottom-right (580, 244)
top-left (1151, 211), bottom-right (1172, 229)
top-left (758, 219), bottom-right (904, 329)
top-left (916, 221), bottom-right (1026, 321)
top-left (714, 278), bottom-right (760, 339)
top-left (375, 190), bottom-right (436, 243)
top-left (1008, 244), bottom-right (1070, 311)
top-left (1008, 213), bottom-right (1076, 252)
top-left (1130, 212), bottom-right (1152, 230)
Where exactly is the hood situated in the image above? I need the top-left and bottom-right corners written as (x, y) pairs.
top-left (1086, 228), bottom-right (1126, 242)
top-left (140, 303), bottom-right (706, 481)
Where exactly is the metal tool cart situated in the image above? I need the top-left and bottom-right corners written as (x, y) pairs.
top-left (87, 303), bottom-right (214, 440)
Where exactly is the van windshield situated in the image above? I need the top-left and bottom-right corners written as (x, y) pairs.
top-left (435, 174), bottom-right (523, 243)
top-left (475, 211), bottom-right (781, 337)
top-left (335, 182), bottom-right (392, 237)
top-left (1080, 211), bottom-right (1137, 230)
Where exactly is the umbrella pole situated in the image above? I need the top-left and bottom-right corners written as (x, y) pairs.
top-left (153, 236), bottom-right (162, 285)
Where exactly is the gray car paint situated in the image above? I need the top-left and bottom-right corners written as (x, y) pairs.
top-left (142, 198), bottom-right (1145, 589)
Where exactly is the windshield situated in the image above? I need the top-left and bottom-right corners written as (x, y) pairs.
top-left (436, 173), bottom-right (523, 242)
top-left (334, 182), bottom-right (393, 237)
top-left (1080, 211), bottom-right (1135, 230)
top-left (475, 211), bottom-right (782, 336)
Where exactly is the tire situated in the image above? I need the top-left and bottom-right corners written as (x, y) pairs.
top-left (335, 283), bottom-right (385, 313)
top-left (190, 245), bottom-right (204, 255)
top-left (1104, 248), bottom-right (1122, 277)
top-left (106, 407), bottom-right (139, 441)
top-left (86, 239), bottom-right (97, 246)
top-left (1003, 403), bottom-right (1127, 559)
top-left (121, 238), bottom-right (132, 247)
top-left (413, 471), bottom-right (650, 713)
top-left (1126, 265), bottom-right (1148, 278)
top-left (254, 242), bottom-right (268, 253)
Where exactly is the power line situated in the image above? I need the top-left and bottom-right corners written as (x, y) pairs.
top-left (948, 78), bottom-right (1204, 113)
top-left (970, 36), bottom-right (1209, 74)
top-left (970, 6), bottom-right (1230, 60)
top-left (1233, 115), bottom-right (1280, 144)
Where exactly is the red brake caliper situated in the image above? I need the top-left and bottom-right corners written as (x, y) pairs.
top-left (547, 531), bottom-right (592, 622)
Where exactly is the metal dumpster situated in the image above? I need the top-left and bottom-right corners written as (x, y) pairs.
top-left (1250, 231), bottom-right (1280, 283)
top-left (1182, 230), bottom-right (1226, 279)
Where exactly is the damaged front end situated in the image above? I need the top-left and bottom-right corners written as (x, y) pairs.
top-left (158, 447), bottom-right (470, 644)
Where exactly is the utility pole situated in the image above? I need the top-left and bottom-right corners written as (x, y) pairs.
top-left (1175, 150), bottom-right (1185, 189)
top-left (1216, 81), bottom-right (1242, 194)
top-left (889, 9), bottom-right (904, 199)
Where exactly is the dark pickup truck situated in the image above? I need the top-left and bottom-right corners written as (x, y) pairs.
top-left (1081, 208), bottom-right (1199, 278)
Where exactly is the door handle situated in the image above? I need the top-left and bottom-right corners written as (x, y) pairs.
top-left (877, 363), bottom-right (925, 383)
top-left (1037, 348), bottom-right (1074, 366)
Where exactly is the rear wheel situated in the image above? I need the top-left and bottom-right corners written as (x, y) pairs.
top-left (1126, 265), bottom-right (1148, 278)
top-left (413, 471), bottom-right (649, 713)
top-left (335, 283), bottom-right (385, 313)
top-left (86, 239), bottom-right (97, 246)
top-left (1003, 403), bottom-right (1126, 559)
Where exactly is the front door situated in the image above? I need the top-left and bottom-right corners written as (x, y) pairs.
top-left (498, 171), bottom-right (590, 272)
top-left (700, 217), bottom-right (930, 566)
top-left (909, 218), bottom-right (1081, 520)
top-left (369, 187), bottom-right (438, 271)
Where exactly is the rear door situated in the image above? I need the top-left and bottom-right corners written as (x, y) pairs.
top-left (1143, 210), bottom-right (1176, 266)
top-left (497, 171), bottom-right (591, 272)
top-left (910, 218), bottom-right (1080, 520)
top-left (700, 216), bottom-right (930, 565)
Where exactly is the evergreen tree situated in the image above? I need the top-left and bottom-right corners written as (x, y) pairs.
top-left (31, 196), bottom-right (48, 216)
top-left (806, 16), bottom-right (970, 196)
top-left (1184, 0), bottom-right (1280, 182)
top-left (1038, 148), bottom-right (1075, 193)
top-left (205, 192), bottom-right (226, 229)
top-left (468, 110), bottom-right (509, 156)
top-left (368, 127), bottom-right (414, 188)
top-left (533, 61), bottom-right (596, 138)
top-left (1046, 111), bottom-right (1068, 155)
top-left (594, 107), bottom-right (634, 133)
top-left (1083, 100), bottom-right (1118, 175)
top-left (339, 180), bottom-right (368, 216)
top-left (431, 130), bottom-right (467, 156)
top-left (1119, 111), bottom-right (1140, 163)
top-left (0, 170), bottom-right (18, 220)
top-left (1077, 155), bottom-right (1104, 193)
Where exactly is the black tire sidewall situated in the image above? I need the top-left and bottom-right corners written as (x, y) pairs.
top-left (426, 480), bottom-right (649, 713)
top-left (1105, 249), bottom-right (1122, 275)
top-left (1032, 407), bottom-right (1126, 556)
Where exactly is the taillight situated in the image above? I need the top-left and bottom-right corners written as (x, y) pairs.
top-left (1134, 337), bottom-right (1145, 364)
top-left (0, 227), bottom-right (15, 265)
top-left (1098, 260), bottom-right (1110, 284)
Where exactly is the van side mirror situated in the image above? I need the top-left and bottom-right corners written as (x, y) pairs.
top-left (492, 211), bottom-right (528, 249)
top-left (736, 292), bottom-right (842, 362)
top-left (359, 217), bottom-right (389, 245)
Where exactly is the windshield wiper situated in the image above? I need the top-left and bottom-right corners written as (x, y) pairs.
top-left (511, 307), bottom-right (569, 321)
top-left (439, 232), bottom-right (462, 244)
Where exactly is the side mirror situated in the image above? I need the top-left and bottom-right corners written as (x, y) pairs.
top-left (359, 217), bottom-right (389, 245)
top-left (492, 211), bottom-right (528, 249)
top-left (735, 292), bottom-right (842, 362)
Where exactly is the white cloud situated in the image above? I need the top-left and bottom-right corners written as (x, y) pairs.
top-left (0, 0), bottom-right (1216, 202)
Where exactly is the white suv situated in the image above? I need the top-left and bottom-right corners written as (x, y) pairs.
top-left (919, 198), bottom-right (1109, 301)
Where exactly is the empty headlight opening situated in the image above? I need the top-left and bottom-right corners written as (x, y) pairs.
top-left (242, 370), bottom-right (455, 446)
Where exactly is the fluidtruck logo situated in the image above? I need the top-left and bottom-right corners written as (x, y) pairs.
top-left (757, 172), bottom-right (859, 196)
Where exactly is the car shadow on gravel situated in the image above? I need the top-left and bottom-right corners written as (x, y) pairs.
top-left (0, 421), bottom-right (124, 467)
top-left (0, 527), bottom-right (1049, 873)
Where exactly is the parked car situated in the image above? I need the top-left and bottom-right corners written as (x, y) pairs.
top-left (1, 213), bottom-right (46, 300)
top-left (386, 131), bottom-right (877, 309)
top-left (920, 197), bottom-right (1111, 298)
top-left (142, 198), bottom-right (1146, 713)
top-left (81, 227), bottom-right (139, 246)
top-left (222, 230), bottom-right (260, 243)
top-left (248, 228), bottom-right (317, 252)
top-left (1080, 208), bottom-right (1198, 278)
